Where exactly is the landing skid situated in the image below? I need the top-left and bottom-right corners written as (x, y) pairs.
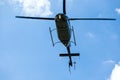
top-left (49, 27), bottom-right (61, 46)
top-left (49, 26), bottom-right (77, 46)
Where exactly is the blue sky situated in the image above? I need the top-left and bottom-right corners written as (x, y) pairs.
top-left (0, 0), bottom-right (120, 80)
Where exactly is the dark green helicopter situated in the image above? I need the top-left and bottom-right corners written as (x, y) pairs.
top-left (16, 0), bottom-right (116, 70)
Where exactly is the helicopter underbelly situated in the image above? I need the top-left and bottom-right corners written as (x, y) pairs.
top-left (58, 28), bottom-right (70, 40)
top-left (55, 21), bottom-right (71, 46)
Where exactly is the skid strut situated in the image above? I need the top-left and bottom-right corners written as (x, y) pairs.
top-left (49, 27), bottom-right (55, 46)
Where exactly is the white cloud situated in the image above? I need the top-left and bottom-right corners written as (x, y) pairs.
top-left (108, 63), bottom-right (120, 80)
top-left (115, 8), bottom-right (120, 14)
top-left (11, 0), bottom-right (52, 17)
top-left (103, 60), bottom-right (115, 64)
top-left (86, 32), bottom-right (95, 39)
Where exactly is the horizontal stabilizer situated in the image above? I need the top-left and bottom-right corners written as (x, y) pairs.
top-left (59, 53), bottom-right (80, 57)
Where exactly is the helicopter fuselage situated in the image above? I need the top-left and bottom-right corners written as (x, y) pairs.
top-left (55, 13), bottom-right (71, 47)
top-left (55, 13), bottom-right (73, 67)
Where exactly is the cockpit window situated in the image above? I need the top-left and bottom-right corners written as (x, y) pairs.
top-left (56, 14), bottom-right (67, 21)
top-left (58, 14), bottom-right (63, 19)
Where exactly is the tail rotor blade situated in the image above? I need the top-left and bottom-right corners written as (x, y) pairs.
top-left (63, 0), bottom-right (66, 14)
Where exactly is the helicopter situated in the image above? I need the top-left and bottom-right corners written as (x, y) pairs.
top-left (16, 0), bottom-right (116, 71)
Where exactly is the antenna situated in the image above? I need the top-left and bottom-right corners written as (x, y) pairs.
top-left (74, 62), bottom-right (76, 70)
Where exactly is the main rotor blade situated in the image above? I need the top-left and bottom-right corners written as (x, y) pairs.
top-left (63, 0), bottom-right (66, 14)
top-left (69, 18), bottom-right (116, 20)
top-left (16, 16), bottom-right (55, 20)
